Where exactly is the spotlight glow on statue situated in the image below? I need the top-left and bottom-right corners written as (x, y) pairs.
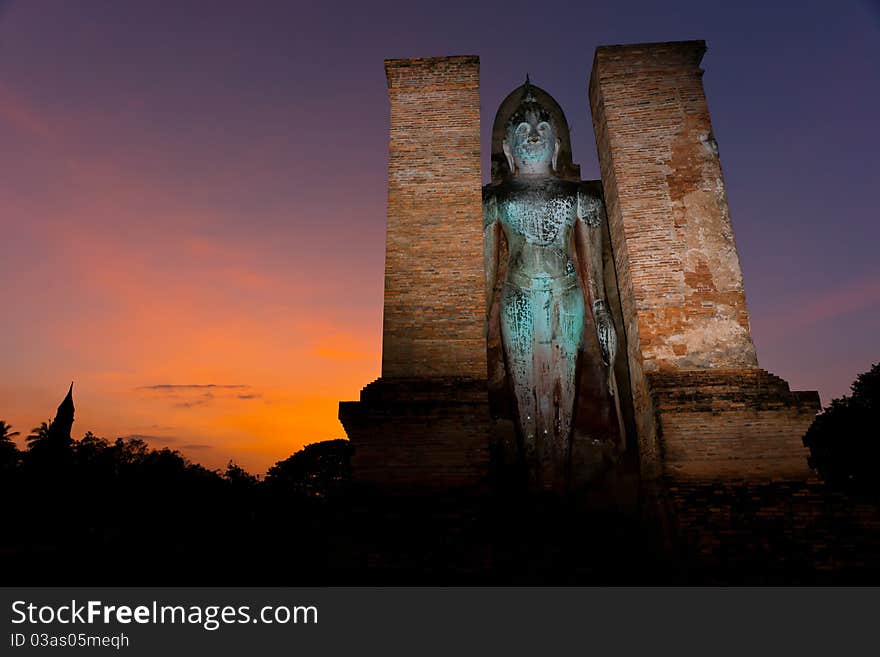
top-left (483, 79), bottom-right (623, 489)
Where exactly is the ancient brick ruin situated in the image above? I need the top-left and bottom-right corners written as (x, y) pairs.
top-left (588, 41), bottom-right (820, 486)
top-left (339, 56), bottom-right (491, 488)
top-left (340, 41), bottom-right (819, 496)
top-left (332, 42), bottom-right (880, 580)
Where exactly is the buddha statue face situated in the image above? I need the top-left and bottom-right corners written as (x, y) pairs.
top-left (503, 106), bottom-right (561, 177)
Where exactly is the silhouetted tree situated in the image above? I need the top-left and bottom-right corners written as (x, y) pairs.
top-left (0, 420), bottom-right (20, 442)
top-left (264, 439), bottom-right (352, 498)
top-left (0, 420), bottom-right (20, 472)
top-left (25, 419), bottom-right (74, 472)
top-left (225, 461), bottom-right (258, 486)
top-left (25, 421), bottom-right (51, 450)
top-left (106, 437), bottom-right (150, 470)
top-left (804, 362), bottom-right (880, 496)
top-left (75, 431), bottom-right (110, 463)
top-left (3, 385), bottom-right (367, 584)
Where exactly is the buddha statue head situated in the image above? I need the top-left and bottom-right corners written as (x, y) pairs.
top-left (491, 77), bottom-right (580, 183)
top-left (502, 79), bottom-right (560, 177)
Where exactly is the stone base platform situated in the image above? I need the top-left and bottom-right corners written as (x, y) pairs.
top-left (647, 369), bottom-right (821, 480)
top-left (339, 377), bottom-right (491, 489)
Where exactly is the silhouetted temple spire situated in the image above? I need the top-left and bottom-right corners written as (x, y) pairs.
top-left (59, 382), bottom-right (74, 413)
top-left (48, 382), bottom-right (75, 447)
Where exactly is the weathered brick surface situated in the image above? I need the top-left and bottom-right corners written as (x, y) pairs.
top-left (589, 41), bottom-right (817, 481)
top-left (340, 378), bottom-right (491, 488)
top-left (648, 369), bottom-right (819, 479)
top-left (340, 57), bottom-right (490, 488)
top-left (382, 56), bottom-right (486, 379)
top-left (589, 41), bottom-right (757, 373)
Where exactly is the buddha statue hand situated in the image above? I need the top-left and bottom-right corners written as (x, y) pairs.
top-left (593, 299), bottom-right (617, 368)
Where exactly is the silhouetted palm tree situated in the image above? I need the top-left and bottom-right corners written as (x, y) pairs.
top-left (0, 420), bottom-right (20, 443)
top-left (25, 419), bottom-right (75, 467)
top-left (0, 420), bottom-right (20, 470)
top-left (26, 421), bottom-right (51, 450)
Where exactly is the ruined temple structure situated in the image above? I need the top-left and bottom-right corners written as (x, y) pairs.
top-left (339, 42), bottom-right (820, 505)
top-left (339, 57), bottom-right (491, 488)
top-left (50, 382), bottom-right (75, 447)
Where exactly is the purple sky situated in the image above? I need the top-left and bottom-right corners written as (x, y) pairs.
top-left (1, 0), bottom-right (877, 468)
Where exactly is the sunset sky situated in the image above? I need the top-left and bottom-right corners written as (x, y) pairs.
top-left (2, 0), bottom-right (878, 473)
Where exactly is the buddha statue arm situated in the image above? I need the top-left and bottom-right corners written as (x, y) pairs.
top-left (575, 187), bottom-right (617, 367)
top-left (482, 189), bottom-right (501, 327)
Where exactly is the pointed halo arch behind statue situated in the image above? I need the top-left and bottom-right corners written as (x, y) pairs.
top-left (490, 78), bottom-right (581, 185)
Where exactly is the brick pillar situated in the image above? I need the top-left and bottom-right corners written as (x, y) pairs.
top-left (589, 41), bottom-right (818, 482)
top-left (382, 56), bottom-right (486, 379)
top-left (340, 56), bottom-right (490, 489)
top-left (590, 41), bottom-right (757, 373)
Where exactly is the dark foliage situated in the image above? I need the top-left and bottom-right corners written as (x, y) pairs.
top-left (0, 420), bottom-right (357, 584)
top-left (804, 363), bottom-right (880, 497)
top-left (0, 420), bottom-right (670, 585)
top-left (264, 439), bottom-right (352, 498)
top-left (8, 366), bottom-right (880, 585)
top-left (0, 420), bottom-right (20, 473)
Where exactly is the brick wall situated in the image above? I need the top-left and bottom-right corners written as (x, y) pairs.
top-left (340, 377), bottom-right (491, 488)
top-left (382, 56), bottom-right (486, 379)
top-left (341, 56), bottom-right (490, 488)
top-left (665, 478), bottom-right (880, 580)
top-left (648, 370), bottom-right (819, 479)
